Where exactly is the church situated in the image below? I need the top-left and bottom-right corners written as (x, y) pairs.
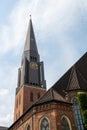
top-left (2, 17), bottom-right (87, 130)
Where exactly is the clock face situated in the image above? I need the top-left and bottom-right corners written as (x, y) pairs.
top-left (30, 62), bottom-right (38, 70)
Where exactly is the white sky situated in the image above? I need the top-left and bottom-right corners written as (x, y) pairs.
top-left (0, 0), bottom-right (87, 127)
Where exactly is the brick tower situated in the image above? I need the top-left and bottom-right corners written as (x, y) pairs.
top-left (14, 17), bottom-right (46, 121)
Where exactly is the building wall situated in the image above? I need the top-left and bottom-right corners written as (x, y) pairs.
top-left (65, 90), bottom-right (87, 129)
top-left (9, 102), bottom-right (77, 130)
top-left (0, 127), bottom-right (8, 130)
top-left (14, 86), bottom-right (24, 121)
top-left (66, 90), bottom-right (87, 102)
top-left (14, 85), bottom-right (46, 122)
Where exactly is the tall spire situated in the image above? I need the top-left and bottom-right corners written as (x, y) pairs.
top-left (24, 16), bottom-right (38, 55)
top-left (14, 17), bottom-right (46, 121)
top-left (17, 17), bottom-right (46, 93)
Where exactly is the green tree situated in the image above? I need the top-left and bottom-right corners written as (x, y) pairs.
top-left (78, 93), bottom-right (87, 129)
top-left (83, 110), bottom-right (87, 128)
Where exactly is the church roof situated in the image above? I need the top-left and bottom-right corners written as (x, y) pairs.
top-left (32, 52), bottom-right (87, 105)
top-left (66, 66), bottom-right (80, 91)
top-left (35, 88), bottom-right (70, 105)
top-left (52, 52), bottom-right (87, 96)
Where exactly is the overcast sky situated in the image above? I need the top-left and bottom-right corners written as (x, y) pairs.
top-left (0, 0), bottom-right (87, 127)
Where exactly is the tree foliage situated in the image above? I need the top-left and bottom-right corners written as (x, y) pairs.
top-left (83, 110), bottom-right (87, 128)
top-left (78, 93), bottom-right (87, 129)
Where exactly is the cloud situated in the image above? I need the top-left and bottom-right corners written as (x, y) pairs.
top-left (0, 114), bottom-right (13, 127)
top-left (0, 89), bottom-right (14, 126)
top-left (0, 1), bottom-right (75, 54)
top-left (0, 0), bottom-right (87, 127)
top-left (0, 0), bottom-right (87, 57)
top-left (0, 67), bottom-right (17, 126)
top-left (0, 89), bottom-right (9, 97)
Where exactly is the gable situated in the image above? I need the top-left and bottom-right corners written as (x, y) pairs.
top-left (53, 52), bottom-right (87, 96)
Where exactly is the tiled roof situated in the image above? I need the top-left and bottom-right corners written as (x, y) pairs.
top-left (66, 66), bottom-right (80, 90)
top-left (35, 88), bottom-right (68, 105)
top-left (53, 52), bottom-right (87, 96)
top-left (36, 52), bottom-right (87, 104)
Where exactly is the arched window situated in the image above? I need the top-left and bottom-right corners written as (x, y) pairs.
top-left (16, 98), bottom-right (18, 108)
top-left (61, 117), bottom-right (70, 130)
top-left (40, 118), bottom-right (49, 130)
top-left (19, 94), bottom-right (21, 105)
top-left (25, 124), bottom-right (30, 130)
top-left (38, 93), bottom-right (40, 99)
top-left (30, 92), bottom-right (33, 102)
top-left (72, 97), bottom-right (84, 130)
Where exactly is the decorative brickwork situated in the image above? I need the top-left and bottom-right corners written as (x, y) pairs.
top-left (9, 102), bottom-right (77, 130)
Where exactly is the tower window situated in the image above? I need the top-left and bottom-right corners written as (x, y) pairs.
top-left (16, 98), bottom-right (18, 108)
top-left (33, 83), bottom-right (35, 85)
top-left (35, 57), bottom-right (37, 61)
top-left (30, 92), bottom-right (33, 102)
top-left (16, 114), bottom-right (17, 120)
top-left (19, 110), bottom-right (20, 117)
top-left (30, 56), bottom-right (37, 61)
top-left (19, 95), bottom-right (21, 105)
top-left (38, 93), bottom-right (40, 99)
top-left (33, 57), bottom-right (34, 60)
top-left (30, 82), bottom-right (33, 85)
top-left (30, 56), bottom-right (33, 61)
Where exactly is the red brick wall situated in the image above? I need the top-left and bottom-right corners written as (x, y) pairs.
top-left (66, 90), bottom-right (87, 102)
top-left (14, 85), bottom-right (46, 122)
top-left (11, 102), bottom-right (77, 130)
top-left (14, 87), bottom-right (24, 121)
top-left (23, 85), bottom-right (46, 113)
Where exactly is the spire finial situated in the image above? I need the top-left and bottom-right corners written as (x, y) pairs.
top-left (30, 14), bottom-right (32, 20)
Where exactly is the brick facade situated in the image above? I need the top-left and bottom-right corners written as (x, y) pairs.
top-left (9, 101), bottom-right (77, 130)
top-left (66, 90), bottom-right (87, 102)
top-left (8, 18), bottom-right (87, 130)
top-left (14, 85), bottom-right (46, 121)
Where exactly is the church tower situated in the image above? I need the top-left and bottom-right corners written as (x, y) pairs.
top-left (14, 17), bottom-right (46, 121)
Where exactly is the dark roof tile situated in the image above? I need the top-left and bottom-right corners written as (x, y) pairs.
top-left (35, 88), bottom-right (67, 105)
top-left (53, 52), bottom-right (87, 96)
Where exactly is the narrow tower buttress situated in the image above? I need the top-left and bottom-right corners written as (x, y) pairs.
top-left (14, 17), bottom-right (46, 121)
